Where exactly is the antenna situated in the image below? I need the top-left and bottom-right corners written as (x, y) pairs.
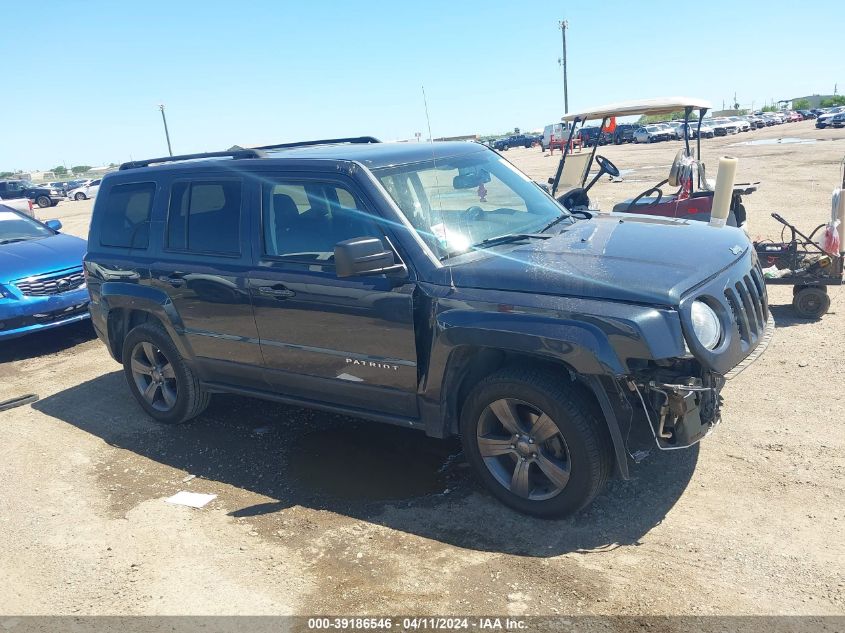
top-left (421, 86), bottom-right (452, 286)
top-left (422, 86), bottom-right (434, 143)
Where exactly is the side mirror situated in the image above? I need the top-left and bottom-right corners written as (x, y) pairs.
top-left (536, 182), bottom-right (551, 193)
top-left (334, 237), bottom-right (406, 278)
top-left (45, 219), bottom-right (62, 231)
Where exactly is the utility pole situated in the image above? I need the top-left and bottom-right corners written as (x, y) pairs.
top-left (558, 20), bottom-right (569, 114)
top-left (158, 104), bottom-right (173, 156)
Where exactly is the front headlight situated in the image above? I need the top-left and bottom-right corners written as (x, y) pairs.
top-left (691, 300), bottom-right (721, 350)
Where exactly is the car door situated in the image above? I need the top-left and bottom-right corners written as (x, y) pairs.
top-left (248, 172), bottom-right (419, 418)
top-left (147, 173), bottom-right (263, 386)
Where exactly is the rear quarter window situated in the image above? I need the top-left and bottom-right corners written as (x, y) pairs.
top-left (98, 182), bottom-right (156, 248)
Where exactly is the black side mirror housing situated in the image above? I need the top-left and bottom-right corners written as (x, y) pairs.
top-left (334, 237), bottom-right (406, 278)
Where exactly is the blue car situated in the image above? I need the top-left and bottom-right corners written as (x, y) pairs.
top-left (0, 205), bottom-right (89, 340)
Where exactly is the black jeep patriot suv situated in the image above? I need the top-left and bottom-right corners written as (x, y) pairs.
top-left (85, 137), bottom-right (772, 517)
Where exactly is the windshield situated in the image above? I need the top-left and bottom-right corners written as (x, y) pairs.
top-left (0, 209), bottom-right (53, 244)
top-left (373, 149), bottom-right (569, 259)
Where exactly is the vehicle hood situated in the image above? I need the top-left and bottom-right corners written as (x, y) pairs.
top-left (445, 214), bottom-right (750, 306)
top-left (0, 233), bottom-right (87, 283)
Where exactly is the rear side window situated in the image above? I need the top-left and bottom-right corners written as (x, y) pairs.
top-left (99, 182), bottom-right (155, 248)
top-left (167, 180), bottom-right (242, 254)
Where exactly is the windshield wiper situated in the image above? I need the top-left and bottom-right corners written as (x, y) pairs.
top-left (540, 213), bottom-right (574, 234)
top-left (473, 233), bottom-right (553, 248)
top-left (0, 238), bottom-right (30, 245)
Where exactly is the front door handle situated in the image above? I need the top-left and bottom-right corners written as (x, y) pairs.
top-left (258, 285), bottom-right (295, 299)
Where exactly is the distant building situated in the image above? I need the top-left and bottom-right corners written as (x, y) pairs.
top-left (790, 95), bottom-right (835, 108)
top-left (26, 171), bottom-right (57, 182)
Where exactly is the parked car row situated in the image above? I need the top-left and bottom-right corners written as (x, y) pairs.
top-left (0, 177), bottom-right (102, 208)
top-left (816, 106), bottom-right (845, 129)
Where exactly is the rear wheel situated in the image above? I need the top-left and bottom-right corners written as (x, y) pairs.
top-left (36, 195), bottom-right (51, 208)
top-left (792, 286), bottom-right (830, 319)
top-left (460, 368), bottom-right (612, 518)
top-left (122, 322), bottom-right (210, 424)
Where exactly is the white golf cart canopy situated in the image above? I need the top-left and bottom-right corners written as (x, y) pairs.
top-left (550, 98), bottom-right (713, 197)
top-left (562, 97), bottom-right (712, 121)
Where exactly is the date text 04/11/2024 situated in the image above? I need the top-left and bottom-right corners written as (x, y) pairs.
top-left (306, 617), bottom-right (527, 630)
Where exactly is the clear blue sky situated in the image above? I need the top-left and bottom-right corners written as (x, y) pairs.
top-left (2, 0), bottom-right (841, 171)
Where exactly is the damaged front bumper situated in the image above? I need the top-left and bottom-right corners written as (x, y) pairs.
top-left (627, 314), bottom-right (775, 450)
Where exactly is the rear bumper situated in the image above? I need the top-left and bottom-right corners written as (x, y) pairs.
top-left (0, 287), bottom-right (90, 340)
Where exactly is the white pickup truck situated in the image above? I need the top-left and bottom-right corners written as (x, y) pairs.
top-left (0, 198), bottom-right (35, 217)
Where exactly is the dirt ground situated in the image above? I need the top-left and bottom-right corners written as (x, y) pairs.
top-left (1, 120), bottom-right (843, 617)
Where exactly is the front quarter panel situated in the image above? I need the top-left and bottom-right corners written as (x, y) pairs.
top-left (419, 283), bottom-right (687, 424)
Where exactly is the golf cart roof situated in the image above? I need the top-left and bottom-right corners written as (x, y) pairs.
top-left (562, 97), bottom-right (712, 122)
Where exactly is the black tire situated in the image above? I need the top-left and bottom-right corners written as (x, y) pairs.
top-left (74, 192), bottom-right (86, 201)
top-left (459, 367), bottom-right (612, 518)
top-left (792, 286), bottom-right (830, 319)
top-left (122, 322), bottom-right (210, 424)
top-left (36, 195), bottom-right (51, 208)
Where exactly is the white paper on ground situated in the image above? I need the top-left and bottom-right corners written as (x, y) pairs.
top-left (165, 491), bottom-right (217, 508)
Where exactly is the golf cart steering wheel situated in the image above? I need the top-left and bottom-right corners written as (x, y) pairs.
top-left (594, 155), bottom-right (620, 178)
top-left (626, 182), bottom-right (666, 211)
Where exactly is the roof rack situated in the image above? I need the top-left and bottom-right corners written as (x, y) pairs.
top-left (119, 149), bottom-right (265, 171)
top-left (254, 136), bottom-right (381, 151)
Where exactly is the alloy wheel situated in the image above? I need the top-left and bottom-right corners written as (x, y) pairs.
top-left (130, 341), bottom-right (178, 412)
top-left (476, 398), bottom-right (571, 501)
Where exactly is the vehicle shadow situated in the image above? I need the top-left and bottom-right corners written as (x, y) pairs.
top-left (769, 304), bottom-right (826, 328)
top-left (33, 371), bottom-right (698, 557)
top-left (0, 320), bottom-right (96, 362)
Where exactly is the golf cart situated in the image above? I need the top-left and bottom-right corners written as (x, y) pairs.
top-left (549, 97), bottom-right (758, 229)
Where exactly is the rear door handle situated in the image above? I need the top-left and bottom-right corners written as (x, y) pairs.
top-left (258, 285), bottom-right (295, 299)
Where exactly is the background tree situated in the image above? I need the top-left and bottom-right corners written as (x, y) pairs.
top-left (0, 171), bottom-right (15, 178)
top-left (761, 104), bottom-right (778, 112)
top-left (792, 98), bottom-right (811, 110)
top-left (820, 96), bottom-right (845, 107)
top-left (71, 165), bottom-right (92, 174)
top-left (52, 165), bottom-right (68, 176)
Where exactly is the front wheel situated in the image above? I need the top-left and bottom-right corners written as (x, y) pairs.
top-left (36, 195), bottom-right (51, 208)
top-left (792, 286), bottom-right (830, 319)
top-left (122, 322), bottom-right (210, 424)
top-left (460, 368), bottom-right (612, 518)
top-left (74, 192), bottom-right (86, 201)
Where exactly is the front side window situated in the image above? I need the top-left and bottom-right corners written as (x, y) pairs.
top-left (262, 180), bottom-right (382, 262)
top-left (167, 180), bottom-right (242, 254)
top-left (99, 182), bottom-right (155, 248)
top-left (373, 149), bottom-right (568, 259)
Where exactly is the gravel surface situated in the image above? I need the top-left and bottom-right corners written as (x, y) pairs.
top-left (1, 120), bottom-right (843, 616)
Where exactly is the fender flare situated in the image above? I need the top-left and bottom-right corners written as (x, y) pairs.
top-left (99, 282), bottom-right (194, 361)
top-left (435, 310), bottom-right (626, 376)
top-left (421, 310), bottom-right (632, 478)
